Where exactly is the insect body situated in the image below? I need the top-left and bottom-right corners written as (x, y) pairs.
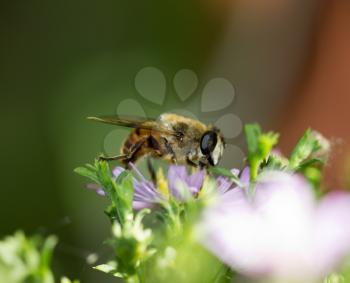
top-left (88, 113), bottom-right (225, 168)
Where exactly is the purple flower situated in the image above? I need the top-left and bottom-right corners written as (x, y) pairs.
top-left (115, 165), bottom-right (164, 210)
top-left (167, 166), bottom-right (205, 200)
top-left (215, 167), bottom-right (249, 195)
top-left (87, 164), bottom-right (205, 210)
top-left (199, 171), bottom-right (350, 282)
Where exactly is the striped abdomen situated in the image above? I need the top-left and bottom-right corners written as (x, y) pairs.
top-left (121, 128), bottom-right (162, 163)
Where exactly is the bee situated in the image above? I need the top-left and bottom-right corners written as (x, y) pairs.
top-left (88, 113), bottom-right (225, 168)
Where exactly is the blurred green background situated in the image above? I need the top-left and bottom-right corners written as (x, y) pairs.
top-left (0, 0), bottom-right (320, 282)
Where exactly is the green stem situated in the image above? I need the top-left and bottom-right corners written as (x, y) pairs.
top-left (250, 159), bottom-right (259, 182)
top-left (249, 159), bottom-right (260, 197)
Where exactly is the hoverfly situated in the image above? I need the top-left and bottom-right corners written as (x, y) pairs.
top-left (88, 113), bottom-right (225, 168)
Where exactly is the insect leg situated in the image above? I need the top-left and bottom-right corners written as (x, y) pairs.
top-left (99, 137), bottom-right (147, 163)
top-left (199, 161), bottom-right (207, 170)
top-left (99, 154), bottom-right (128, 161)
top-left (161, 137), bottom-right (177, 164)
top-left (146, 157), bottom-right (157, 185)
top-left (186, 156), bottom-right (198, 168)
top-left (123, 137), bottom-right (148, 163)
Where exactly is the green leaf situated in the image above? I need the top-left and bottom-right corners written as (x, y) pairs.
top-left (244, 123), bottom-right (279, 183)
top-left (258, 132), bottom-right (279, 159)
top-left (93, 161), bottom-right (134, 224)
top-left (244, 123), bottom-right (261, 157)
top-left (74, 166), bottom-right (99, 184)
top-left (118, 174), bottom-right (134, 208)
top-left (75, 160), bottom-right (135, 225)
top-left (289, 129), bottom-right (321, 169)
top-left (116, 170), bottom-right (129, 184)
top-left (112, 174), bottom-right (134, 223)
top-left (39, 235), bottom-right (58, 270)
top-left (264, 154), bottom-right (288, 170)
top-left (303, 167), bottom-right (322, 192)
top-left (298, 158), bottom-right (324, 170)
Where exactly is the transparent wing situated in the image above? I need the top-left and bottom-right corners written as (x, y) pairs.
top-left (87, 115), bottom-right (178, 136)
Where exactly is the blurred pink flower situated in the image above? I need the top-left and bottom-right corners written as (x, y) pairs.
top-left (199, 171), bottom-right (350, 282)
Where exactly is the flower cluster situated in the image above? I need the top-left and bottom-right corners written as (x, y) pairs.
top-left (2, 123), bottom-right (349, 283)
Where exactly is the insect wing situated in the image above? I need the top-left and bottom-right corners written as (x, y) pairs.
top-left (87, 115), bottom-right (177, 136)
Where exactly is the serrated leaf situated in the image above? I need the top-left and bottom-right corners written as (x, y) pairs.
top-left (94, 162), bottom-right (131, 223)
top-left (244, 123), bottom-right (279, 183)
top-left (94, 161), bottom-right (115, 197)
top-left (74, 167), bottom-right (99, 184)
top-left (76, 161), bottom-right (135, 224)
top-left (264, 154), bottom-right (288, 170)
top-left (86, 163), bottom-right (97, 171)
top-left (289, 129), bottom-right (321, 169)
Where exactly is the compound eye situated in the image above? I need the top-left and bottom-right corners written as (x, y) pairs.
top-left (200, 131), bottom-right (217, 155)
